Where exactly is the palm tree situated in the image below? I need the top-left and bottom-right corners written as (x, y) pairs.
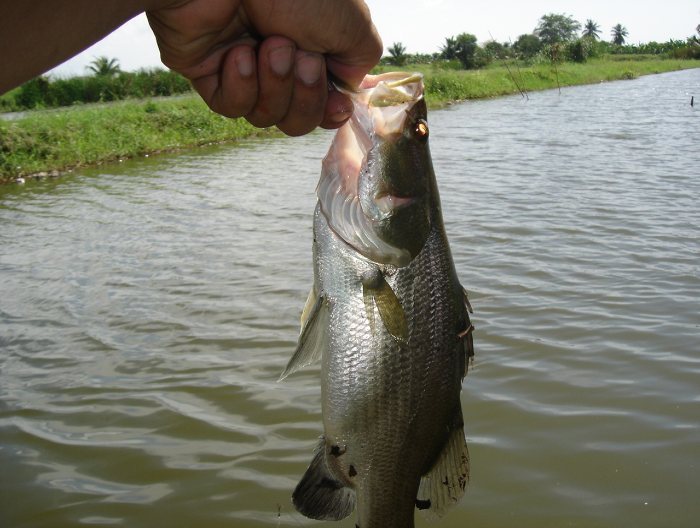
top-left (87, 56), bottom-right (121, 76)
top-left (387, 42), bottom-right (407, 66)
top-left (582, 19), bottom-right (601, 40)
top-left (440, 37), bottom-right (458, 60)
top-left (611, 24), bottom-right (628, 45)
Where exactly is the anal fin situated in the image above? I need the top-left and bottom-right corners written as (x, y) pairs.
top-left (293, 438), bottom-right (356, 520)
top-left (416, 412), bottom-right (470, 519)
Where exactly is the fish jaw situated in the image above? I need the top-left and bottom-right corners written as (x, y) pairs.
top-left (318, 72), bottom-right (435, 268)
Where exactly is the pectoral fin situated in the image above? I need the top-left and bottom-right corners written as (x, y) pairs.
top-left (300, 286), bottom-right (319, 329)
top-left (416, 411), bottom-right (470, 519)
top-left (292, 437), bottom-right (356, 520)
top-left (362, 286), bottom-right (378, 338)
top-left (279, 289), bottom-right (328, 380)
top-left (362, 272), bottom-right (408, 343)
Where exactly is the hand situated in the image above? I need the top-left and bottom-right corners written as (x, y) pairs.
top-left (146, 0), bottom-right (382, 136)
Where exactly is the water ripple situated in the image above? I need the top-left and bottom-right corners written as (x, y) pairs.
top-left (1, 70), bottom-right (699, 527)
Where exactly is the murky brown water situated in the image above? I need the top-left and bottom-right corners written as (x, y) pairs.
top-left (1, 68), bottom-right (699, 528)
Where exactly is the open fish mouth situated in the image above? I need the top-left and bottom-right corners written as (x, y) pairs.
top-left (318, 72), bottom-right (426, 267)
top-left (356, 73), bottom-right (425, 136)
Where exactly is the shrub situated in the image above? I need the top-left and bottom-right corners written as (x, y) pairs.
top-left (540, 43), bottom-right (566, 64)
top-left (483, 40), bottom-right (509, 60)
top-left (668, 45), bottom-right (700, 60)
top-left (566, 38), bottom-right (594, 63)
top-left (0, 88), bottom-right (21, 112)
top-left (442, 33), bottom-right (481, 69)
top-left (513, 34), bottom-right (543, 59)
top-left (473, 47), bottom-right (492, 68)
top-left (7, 69), bottom-right (193, 111)
top-left (16, 77), bottom-right (50, 109)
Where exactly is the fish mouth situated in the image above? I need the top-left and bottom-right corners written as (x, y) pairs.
top-left (317, 72), bottom-right (426, 267)
top-left (357, 73), bottom-right (425, 137)
top-left (333, 72), bottom-right (424, 138)
top-left (361, 73), bottom-right (424, 104)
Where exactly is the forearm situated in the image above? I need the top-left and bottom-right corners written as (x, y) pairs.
top-left (0, 0), bottom-right (172, 93)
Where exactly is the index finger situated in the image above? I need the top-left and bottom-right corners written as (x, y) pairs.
top-left (244, 0), bottom-right (382, 88)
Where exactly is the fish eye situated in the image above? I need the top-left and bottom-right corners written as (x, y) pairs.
top-left (414, 119), bottom-right (429, 140)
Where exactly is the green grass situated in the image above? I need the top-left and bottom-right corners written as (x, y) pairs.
top-left (375, 57), bottom-right (699, 106)
top-left (2, 58), bottom-right (698, 182)
top-left (1, 96), bottom-right (278, 182)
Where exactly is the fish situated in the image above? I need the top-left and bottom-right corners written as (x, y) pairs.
top-left (280, 71), bottom-right (474, 528)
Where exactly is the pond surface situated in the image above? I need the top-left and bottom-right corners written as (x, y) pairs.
top-left (1, 68), bottom-right (699, 528)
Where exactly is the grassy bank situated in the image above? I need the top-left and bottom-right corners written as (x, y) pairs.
top-left (0, 97), bottom-right (278, 183)
top-left (1, 58), bottom-right (698, 183)
top-left (388, 57), bottom-right (699, 106)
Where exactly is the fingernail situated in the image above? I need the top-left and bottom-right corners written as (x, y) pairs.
top-left (269, 46), bottom-right (293, 77)
top-left (296, 53), bottom-right (322, 86)
top-left (234, 47), bottom-right (254, 78)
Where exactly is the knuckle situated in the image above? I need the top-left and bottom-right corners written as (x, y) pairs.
top-left (246, 110), bottom-right (278, 129)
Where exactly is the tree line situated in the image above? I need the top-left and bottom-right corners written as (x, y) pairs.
top-left (1, 56), bottom-right (192, 112)
top-left (3, 15), bottom-right (699, 112)
top-left (384, 13), bottom-right (700, 68)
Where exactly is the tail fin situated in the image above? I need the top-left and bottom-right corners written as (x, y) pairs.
top-left (293, 438), bottom-right (356, 520)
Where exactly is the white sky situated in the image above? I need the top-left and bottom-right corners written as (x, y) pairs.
top-left (50, 0), bottom-right (700, 77)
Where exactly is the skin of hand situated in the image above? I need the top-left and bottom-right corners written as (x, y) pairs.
top-left (146, 0), bottom-right (382, 136)
top-left (0, 0), bottom-right (381, 137)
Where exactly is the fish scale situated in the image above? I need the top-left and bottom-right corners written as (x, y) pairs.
top-left (281, 72), bottom-right (473, 528)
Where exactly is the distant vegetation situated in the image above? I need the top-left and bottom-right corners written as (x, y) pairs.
top-left (2, 14), bottom-right (698, 115)
top-left (582, 19), bottom-right (601, 40)
top-left (0, 58), bottom-right (192, 113)
top-left (86, 56), bottom-right (122, 77)
top-left (387, 42), bottom-right (408, 67)
top-left (380, 13), bottom-right (700, 67)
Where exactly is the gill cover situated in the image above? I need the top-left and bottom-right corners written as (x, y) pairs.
top-left (317, 72), bottom-right (433, 267)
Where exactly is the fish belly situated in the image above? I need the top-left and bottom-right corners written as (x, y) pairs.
top-left (314, 206), bottom-right (465, 527)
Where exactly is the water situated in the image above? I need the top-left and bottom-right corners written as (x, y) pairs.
top-left (1, 69), bottom-right (698, 528)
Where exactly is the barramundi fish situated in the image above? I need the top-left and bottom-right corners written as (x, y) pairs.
top-left (280, 72), bottom-right (474, 528)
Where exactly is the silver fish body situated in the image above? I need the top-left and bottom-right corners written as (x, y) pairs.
top-left (282, 72), bottom-right (474, 528)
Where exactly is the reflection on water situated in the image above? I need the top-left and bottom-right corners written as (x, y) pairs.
top-left (1, 69), bottom-right (699, 528)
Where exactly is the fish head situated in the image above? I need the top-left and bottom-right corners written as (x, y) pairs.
top-left (318, 72), bottom-right (436, 267)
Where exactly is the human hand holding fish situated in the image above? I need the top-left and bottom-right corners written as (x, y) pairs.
top-left (1, 0), bottom-right (382, 137)
top-left (147, 0), bottom-right (383, 136)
